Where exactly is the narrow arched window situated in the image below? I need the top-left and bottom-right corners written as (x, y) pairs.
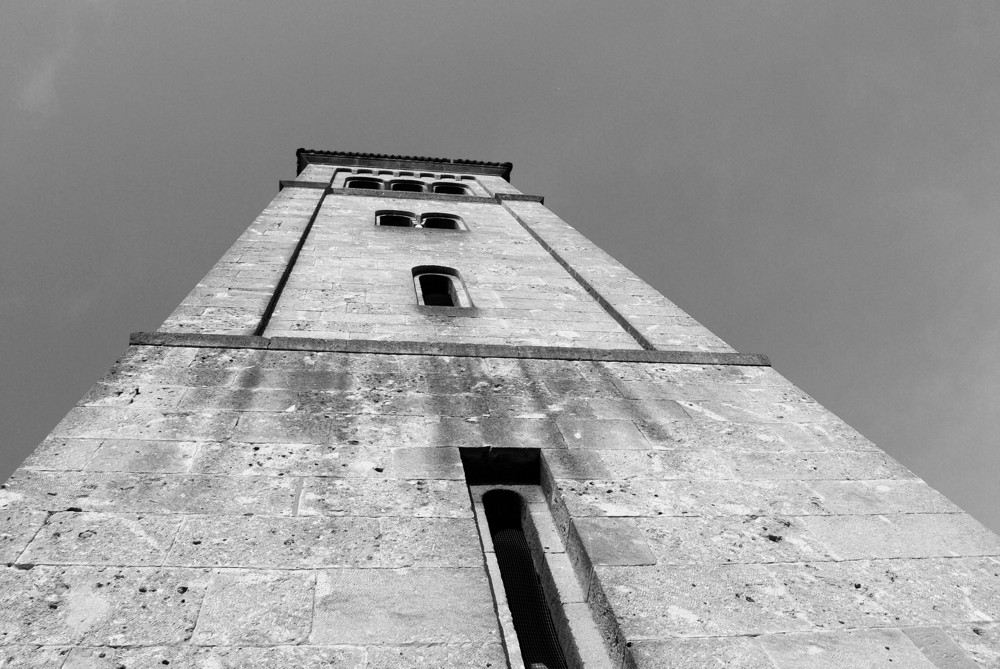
top-left (389, 180), bottom-right (425, 193)
top-left (431, 182), bottom-right (470, 196)
top-left (345, 177), bottom-right (383, 190)
top-left (375, 210), bottom-right (416, 227)
top-left (419, 213), bottom-right (464, 230)
top-left (412, 266), bottom-right (472, 308)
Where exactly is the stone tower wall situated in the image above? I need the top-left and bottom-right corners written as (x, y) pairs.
top-left (1, 151), bottom-right (999, 668)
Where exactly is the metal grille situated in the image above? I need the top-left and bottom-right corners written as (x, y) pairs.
top-left (485, 491), bottom-right (568, 669)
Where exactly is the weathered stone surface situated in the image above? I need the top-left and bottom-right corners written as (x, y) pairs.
top-left (53, 407), bottom-right (237, 442)
top-left (556, 418), bottom-right (649, 450)
top-left (807, 479), bottom-right (962, 515)
top-left (191, 569), bottom-right (314, 645)
top-left (0, 566), bottom-right (209, 645)
top-left (167, 515), bottom-right (379, 568)
top-left (759, 628), bottom-right (937, 668)
top-left (944, 623), bottom-right (1000, 668)
top-left (310, 567), bottom-right (500, 644)
top-left (299, 478), bottom-right (471, 518)
top-left (594, 449), bottom-right (735, 480)
top-left (629, 636), bottom-right (774, 668)
top-left (392, 446), bottom-right (464, 479)
top-left (19, 512), bottom-right (181, 566)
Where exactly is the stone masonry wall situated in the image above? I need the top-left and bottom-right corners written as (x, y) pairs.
top-left (263, 195), bottom-right (641, 349)
top-left (2, 343), bottom-right (999, 667)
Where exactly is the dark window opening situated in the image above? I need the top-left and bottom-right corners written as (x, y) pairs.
top-left (345, 177), bottom-right (382, 190)
top-left (377, 212), bottom-right (415, 227)
top-left (421, 215), bottom-right (461, 230)
top-left (412, 266), bottom-right (471, 308)
top-left (432, 183), bottom-right (470, 195)
top-left (418, 274), bottom-right (456, 306)
top-left (390, 180), bottom-right (425, 192)
top-left (483, 490), bottom-right (569, 669)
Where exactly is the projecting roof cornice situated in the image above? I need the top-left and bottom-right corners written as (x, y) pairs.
top-left (296, 148), bottom-right (513, 181)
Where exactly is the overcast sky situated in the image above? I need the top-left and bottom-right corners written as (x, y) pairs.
top-left (2, 2), bottom-right (998, 531)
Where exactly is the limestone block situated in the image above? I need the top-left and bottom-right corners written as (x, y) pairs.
top-left (52, 407), bottom-right (238, 443)
top-left (944, 622), bottom-right (1000, 668)
top-left (364, 643), bottom-right (508, 668)
top-left (190, 441), bottom-right (393, 478)
top-left (629, 636), bottom-right (774, 669)
top-left (1, 471), bottom-right (298, 515)
top-left (594, 563), bottom-right (812, 637)
top-left (572, 518), bottom-right (657, 566)
top-left (298, 478), bottom-right (472, 518)
top-left (556, 419), bottom-right (649, 450)
top-left (21, 438), bottom-right (102, 471)
top-left (0, 565), bottom-right (210, 645)
top-left (759, 628), bottom-right (936, 668)
top-left (902, 626), bottom-right (982, 668)
top-left (433, 417), bottom-right (566, 450)
top-left (0, 508), bottom-right (48, 563)
top-left (722, 450), bottom-right (913, 481)
top-left (587, 398), bottom-right (691, 423)
top-left (801, 513), bottom-right (1000, 560)
top-left (807, 479), bottom-right (962, 515)
top-left (391, 446), bottom-right (464, 479)
top-left (379, 518), bottom-right (483, 568)
top-left (79, 384), bottom-right (186, 410)
top-left (556, 479), bottom-right (824, 518)
top-left (594, 449), bottom-right (735, 480)
top-left (64, 644), bottom-right (365, 668)
top-left (19, 512), bottom-right (181, 566)
top-left (310, 568), bottom-right (499, 644)
top-left (542, 449), bottom-right (612, 480)
top-left (0, 645), bottom-right (69, 668)
top-left (191, 569), bottom-right (314, 645)
top-left (167, 515), bottom-right (379, 568)
top-left (84, 439), bottom-right (198, 473)
top-left (634, 515), bottom-right (836, 566)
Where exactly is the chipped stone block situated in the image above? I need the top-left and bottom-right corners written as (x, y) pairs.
top-left (310, 568), bottom-right (500, 644)
top-left (0, 645), bottom-right (70, 668)
top-left (21, 438), bottom-right (102, 471)
top-left (902, 626), bottom-right (982, 668)
top-left (364, 643), bottom-right (507, 668)
top-left (192, 569), bottom-right (314, 645)
top-left (392, 446), bottom-right (464, 479)
top-left (64, 644), bottom-right (366, 668)
top-left (20, 512), bottom-right (181, 566)
top-left (573, 518), bottom-right (656, 566)
top-left (190, 441), bottom-right (393, 478)
top-left (595, 449), bottom-right (734, 480)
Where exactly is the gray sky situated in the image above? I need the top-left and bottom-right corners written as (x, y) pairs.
top-left (2, 2), bottom-right (998, 531)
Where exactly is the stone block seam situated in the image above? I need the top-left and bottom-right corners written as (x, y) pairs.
top-left (132, 331), bottom-right (770, 366)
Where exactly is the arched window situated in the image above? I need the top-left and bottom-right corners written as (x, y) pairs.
top-left (375, 210), bottom-right (416, 227)
top-left (412, 266), bottom-right (472, 308)
top-left (431, 182), bottom-right (470, 196)
top-left (419, 213), bottom-right (464, 230)
top-left (345, 177), bottom-right (383, 190)
top-left (389, 180), bottom-right (425, 193)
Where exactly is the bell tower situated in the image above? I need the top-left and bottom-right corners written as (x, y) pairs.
top-left (1, 150), bottom-right (998, 667)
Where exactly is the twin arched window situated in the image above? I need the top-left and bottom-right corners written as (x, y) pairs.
top-left (376, 211), bottom-right (465, 231)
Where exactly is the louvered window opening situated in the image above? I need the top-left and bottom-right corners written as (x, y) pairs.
top-left (483, 490), bottom-right (568, 669)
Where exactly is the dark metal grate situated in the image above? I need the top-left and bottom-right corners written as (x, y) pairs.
top-left (485, 491), bottom-right (568, 669)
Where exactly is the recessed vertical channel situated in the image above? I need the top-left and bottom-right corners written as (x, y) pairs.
top-left (483, 489), bottom-right (568, 669)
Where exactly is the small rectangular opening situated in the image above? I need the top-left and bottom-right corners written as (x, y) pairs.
top-left (432, 183), bottom-right (469, 195)
top-left (460, 447), bottom-right (540, 486)
top-left (377, 213), bottom-right (414, 227)
top-left (418, 274), bottom-right (457, 307)
top-left (421, 216), bottom-right (460, 230)
top-left (391, 181), bottom-right (424, 192)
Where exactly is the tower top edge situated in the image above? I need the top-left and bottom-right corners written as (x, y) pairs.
top-left (296, 149), bottom-right (513, 181)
